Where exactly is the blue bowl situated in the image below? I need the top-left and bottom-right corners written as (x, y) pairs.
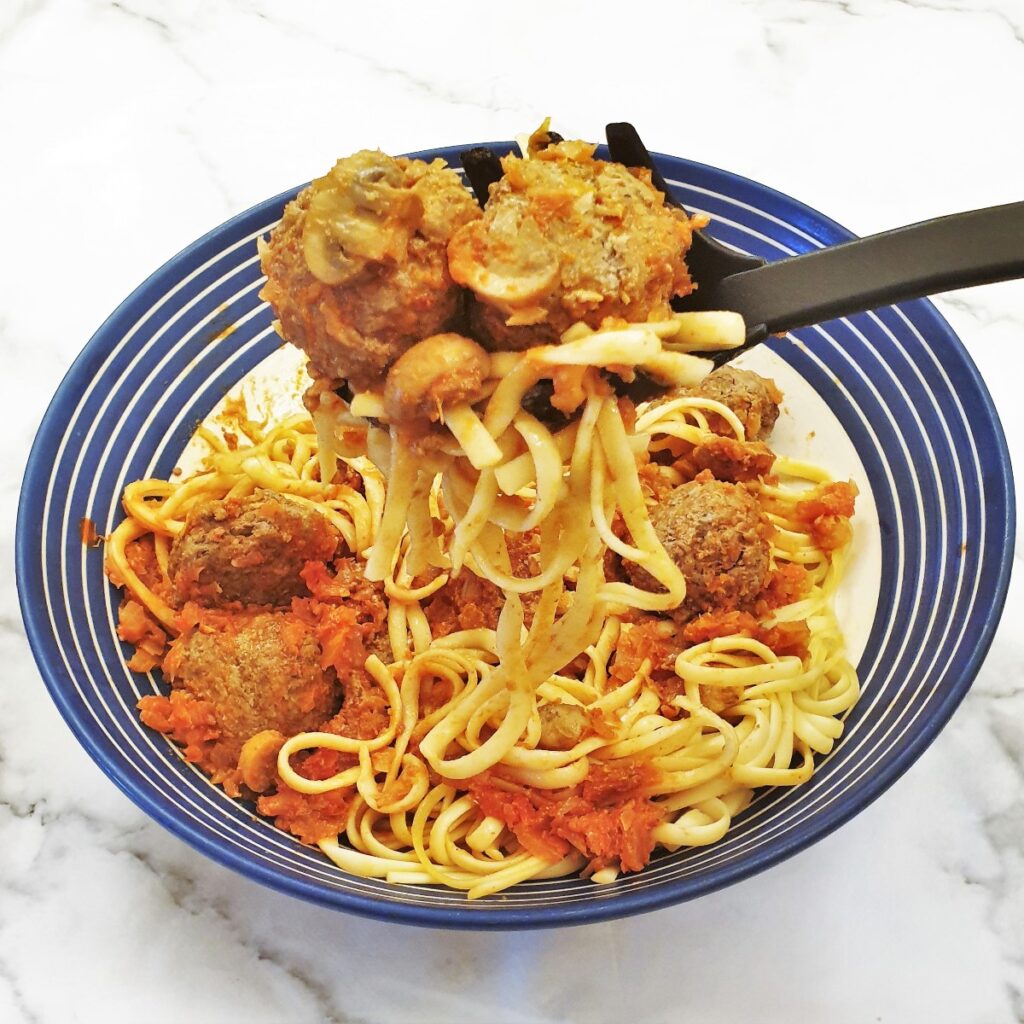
top-left (16, 144), bottom-right (1014, 928)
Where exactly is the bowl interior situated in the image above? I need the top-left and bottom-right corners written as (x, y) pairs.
top-left (16, 144), bottom-right (1014, 928)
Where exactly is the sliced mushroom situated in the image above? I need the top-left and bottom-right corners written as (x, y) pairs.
top-left (383, 333), bottom-right (492, 423)
top-left (538, 702), bottom-right (591, 751)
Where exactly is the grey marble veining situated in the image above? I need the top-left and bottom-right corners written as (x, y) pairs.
top-left (2, 0), bottom-right (1023, 1021)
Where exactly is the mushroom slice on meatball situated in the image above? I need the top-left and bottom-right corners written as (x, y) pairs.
top-left (169, 491), bottom-right (340, 608)
top-left (447, 139), bottom-right (697, 351)
top-left (259, 149), bottom-right (481, 391)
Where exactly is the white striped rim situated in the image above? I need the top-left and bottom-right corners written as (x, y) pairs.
top-left (19, 150), bottom-right (1010, 922)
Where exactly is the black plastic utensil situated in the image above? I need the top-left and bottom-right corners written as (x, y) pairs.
top-left (606, 122), bottom-right (1024, 366)
top-left (461, 146), bottom-right (504, 206)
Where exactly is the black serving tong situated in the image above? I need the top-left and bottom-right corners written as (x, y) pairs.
top-left (606, 122), bottom-right (1024, 366)
top-left (461, 146), bottom-right (504, 205)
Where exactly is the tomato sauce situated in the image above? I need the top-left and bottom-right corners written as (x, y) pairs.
top-left (469, 759), bottom-right (663, 874)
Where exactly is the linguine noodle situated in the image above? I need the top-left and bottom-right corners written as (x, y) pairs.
top-left (106, 313), bottom-right (859, 898)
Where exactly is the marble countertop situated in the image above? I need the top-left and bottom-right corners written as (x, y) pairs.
top-left (3, 1), bottom-right (1023, 1021)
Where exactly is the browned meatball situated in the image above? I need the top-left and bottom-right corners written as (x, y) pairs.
top-left (681, 366), bottom-right (782, 441)
top-left (447, 139), bottom-right (696, 351)
top-left (164, 611), bottom-right (339, 762)
top-left (169, 491), bottom-right (340, 607)
top-left (628, 479), bottom-right (773, 617)
top-left (259, 150), bottom-right (481, 391)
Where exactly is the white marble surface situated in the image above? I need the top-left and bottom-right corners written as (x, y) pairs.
top-left (2, 0), bottom-right (1023, 1021)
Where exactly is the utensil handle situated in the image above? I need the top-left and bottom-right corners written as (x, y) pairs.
top-left (691, 202), bottom-right (1024, 340)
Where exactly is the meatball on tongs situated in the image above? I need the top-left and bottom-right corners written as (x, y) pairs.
top-left (447, 139), bottom-right (699, 352)
top-left (259, 150), bottom-right (481, 393)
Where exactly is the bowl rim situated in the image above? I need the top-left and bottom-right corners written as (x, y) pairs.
top-left (16, 142), bottom-right (1016, 929)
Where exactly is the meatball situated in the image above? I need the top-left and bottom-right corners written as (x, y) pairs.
top-left (628, 479), bottom-right (773, 617)
top-left (679, 366), bottom-right (782, 441)
top-left (164, 611), bottom-right (339, 762)
top-left (259, 150), bottom-right (481, 391)
top-left (169, 491), bottom-right (340, 607)
top-left (447, 139), bottom-right (696, 351)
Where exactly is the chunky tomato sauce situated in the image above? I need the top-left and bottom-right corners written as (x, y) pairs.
top-left (117, 599), bottom-right (168, 672)
top-left (138, 690), bottom-right (242, 794)
top-left (795, 481), bottom-right (858, 552)
top-left (469, 759), bottom-right (663, 873)
top-left (683, 609), bottom-right (810, 659)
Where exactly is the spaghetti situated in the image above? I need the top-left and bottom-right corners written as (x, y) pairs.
top-left (105, 313), bottom-right (859, 898)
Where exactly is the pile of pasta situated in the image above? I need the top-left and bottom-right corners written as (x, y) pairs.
top-left (107, 313), bottom-right (859, 898)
